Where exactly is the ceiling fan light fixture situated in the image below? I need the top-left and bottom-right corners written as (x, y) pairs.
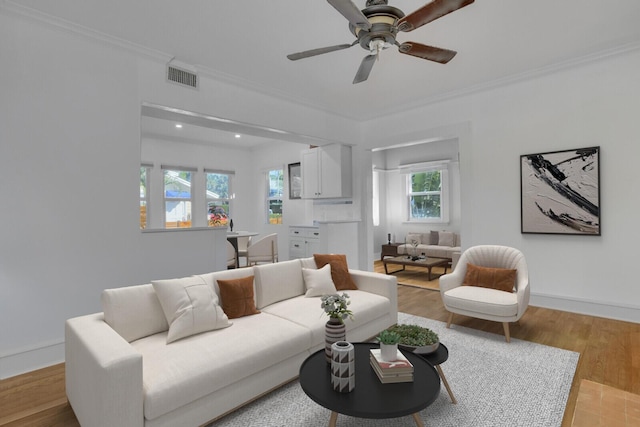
top-left (369, 39), bottom-right (391, 55)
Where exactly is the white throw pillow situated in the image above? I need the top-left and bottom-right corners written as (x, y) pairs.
top-left (152, 276), bottom-right (231, 343)
top-left (302, 264), bottom-right (337, 297)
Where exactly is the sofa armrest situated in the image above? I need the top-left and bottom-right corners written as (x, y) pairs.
top-left (349, 269), bottom-right (398, 322)
top-left (65, 313), bottom-right (144, 427)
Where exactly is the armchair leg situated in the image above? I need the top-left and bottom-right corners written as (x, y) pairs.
top-left (502, 322), bottom-right (511, 343)
top-left (446, 312), bottom-right (454, 328)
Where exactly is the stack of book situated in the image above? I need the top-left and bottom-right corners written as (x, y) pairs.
top-left (369, 348), bottom-right (414, 383)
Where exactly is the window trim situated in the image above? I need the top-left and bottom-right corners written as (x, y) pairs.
top-left (140, 164), bottom-right (152, 230)
top-left (205, 170), bottom-right (233, 228)
top-left (266, 168), bottom-right (284, 225)
top-left (162, 167), bottom-right (194, 229)
top-left (402, 161), bottom-right (450, 224)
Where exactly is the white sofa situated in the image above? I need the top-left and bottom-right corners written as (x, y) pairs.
top-left (397, 231), bottom-right (461, 260)
top-left (65, 257), bottom-right (397, 427)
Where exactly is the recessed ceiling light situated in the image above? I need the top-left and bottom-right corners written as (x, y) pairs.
top-left (175, 124), bottom-right (183, 128)
top-left (235, 134), bottom-right (241, 138)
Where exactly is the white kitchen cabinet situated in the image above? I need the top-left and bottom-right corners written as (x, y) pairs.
top-left (289, 222), bottom-right (360, 268)
top-left (289, 226), bottom-right (321, 259)
top-left (301, 144), bottom-right (352, 199)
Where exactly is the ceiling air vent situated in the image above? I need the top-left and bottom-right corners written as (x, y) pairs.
top-left (167, 63), bottom-right (198, 89)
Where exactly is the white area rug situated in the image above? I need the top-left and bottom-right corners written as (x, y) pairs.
top-left (209, 313), bottom-right (579, 427)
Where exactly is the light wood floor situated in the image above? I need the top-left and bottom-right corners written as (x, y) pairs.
top-left (2, 265), bottom-right (638, 426)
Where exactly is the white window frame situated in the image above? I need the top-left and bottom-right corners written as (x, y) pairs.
top-left (162, 165), bottom-right (196, 229)
top-left (401, 161), bottom-right (450, 224)
top-left (266, 168), bottom-right (284, 225)
top-left (140, 163), bottom-right (152, 229)
top-left (205, 169), bottom-right (234, 227)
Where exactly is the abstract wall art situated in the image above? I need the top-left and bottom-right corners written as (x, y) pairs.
top-left (520, 146), bottom-right (600, 235)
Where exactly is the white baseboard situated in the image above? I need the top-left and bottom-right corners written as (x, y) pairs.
top-left (0, 340), bottom-right (64, 380)
top-left (530, 292), bottom-right (640, 324)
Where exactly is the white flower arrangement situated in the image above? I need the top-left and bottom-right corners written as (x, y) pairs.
top-left (320, 293), bottom-right (353, 323)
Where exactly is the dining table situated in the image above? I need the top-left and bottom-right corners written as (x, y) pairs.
top-left (226, 231), bottom-right (259, 268)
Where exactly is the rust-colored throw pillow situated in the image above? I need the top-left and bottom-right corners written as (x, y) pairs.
top-left (313, 254), bottom-right (358, 291)
top-left (463, 263), bottom-right (517, 293)
top-left (217, 276), bottom-right (260, 319)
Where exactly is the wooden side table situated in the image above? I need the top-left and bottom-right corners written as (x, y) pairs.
top-left (381, 243), bottom-right (401, 261)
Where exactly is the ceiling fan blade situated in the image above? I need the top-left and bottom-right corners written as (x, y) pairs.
top-left (397, 0), bottom-right (474, 32)
top-left (353, 54), bottom-right (376, 84)
top-left (398, 42), bottom-right (457, 63)
top-left (327, 0), bottom-right (372, 30)
top-left (287, 42), bottom-right (355, 61)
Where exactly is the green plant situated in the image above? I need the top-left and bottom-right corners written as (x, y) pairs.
top-left (320, 293), bottom-right (353, 323)
top-left (387, 324), bottom-right (439, 346)
top-left (376, 329), bottom-right (401, 345)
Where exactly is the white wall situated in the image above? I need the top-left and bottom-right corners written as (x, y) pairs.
top-left (3, 6), bottom-right (639, 379)
top-left (362, 49), bottom-right (640, 323)
top-left (0, 11), bottom-right (360, 378)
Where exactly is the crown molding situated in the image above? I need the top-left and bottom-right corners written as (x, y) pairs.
top-left (364, 38), bottom-right (640, 121)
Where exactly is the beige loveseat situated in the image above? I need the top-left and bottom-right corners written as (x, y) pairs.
top-left (398, 231), bottom-right (461, 260)
top-left (65, 257), bottom-right (397, 427)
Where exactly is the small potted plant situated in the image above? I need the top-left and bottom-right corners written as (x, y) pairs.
top-left (376, 329), bottom-right (402, 362)
top-left (387, 324), bottom-right (440, 354)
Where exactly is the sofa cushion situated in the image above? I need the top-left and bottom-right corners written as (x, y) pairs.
top-left (196, 268), bottom-right (255, 301)
top-left (131, 312), bottom-right (312, 421)
top-left (313, 254), bottom-right (358, 291)
top-left (262, 290), bottom-right (391, 347)
top-left (303, 264), bottom-right (337, 297)
top-left (152, 276), bottom-right (231, 343)
top-left (406, 233), bottom-right (422, 245)
top-left (444, 286), bottom-right (518, 317)
top-left (463, 263), bottom-right (516, 293)
top-left (218, 276), bottom-right (261, 319)
top-left (438, 231), bottom-right (455, 247)
top-left (429, 230), bottom-right (439, 245)
top-left (102, 284), bottom-right (169, 342)
top-left (253, 259), bottom-right (305, 309)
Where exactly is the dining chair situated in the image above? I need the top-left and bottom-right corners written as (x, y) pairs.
top-left (236, 234), bottom-right (252, 267)
top-left (226, 240), bottom-right (237, 269)
top-left (246, 233), bottom-right (278, 266)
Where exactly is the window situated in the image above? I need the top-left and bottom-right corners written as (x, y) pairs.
top-left (206, 170), bottom-right (232, 227)
top-left (403, 161), bottom-right (450, 223)
top-left (266, 168), bottom-right (283, 224)
top-left (140, 165), bottom-right (151, 229)
top-left (163, 166), bottom-right (194, 228)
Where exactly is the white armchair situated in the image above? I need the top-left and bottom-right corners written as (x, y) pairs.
top-left (246, 233), bottom-right (278, 266)
top-left (439, 245), bottom-right (530, 342)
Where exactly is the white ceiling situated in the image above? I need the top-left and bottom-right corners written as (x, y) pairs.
top-left (8, 0), bottom-right (640, 141)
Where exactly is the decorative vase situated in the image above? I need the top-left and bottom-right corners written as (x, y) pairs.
top-left (380, 343), bottom-right (398, 362)
top-left (331, 341), bottom-right (355, 393)
top-left (325, 319), bottom-right (346, 363)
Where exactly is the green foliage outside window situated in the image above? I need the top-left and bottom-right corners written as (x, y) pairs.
top-left (410, 171), bottom-right (441, 219)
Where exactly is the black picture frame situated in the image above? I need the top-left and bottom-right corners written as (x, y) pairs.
top-left (520, 146), bottom-right (600, 235)
top-left (288, 162), bottom-right (302, 199)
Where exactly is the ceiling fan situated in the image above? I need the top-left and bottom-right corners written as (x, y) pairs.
top-left (287, 0), bottom-right (475, 84)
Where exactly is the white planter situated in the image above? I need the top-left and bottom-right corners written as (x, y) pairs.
top-left (380, 343), bottom-right (398, 362)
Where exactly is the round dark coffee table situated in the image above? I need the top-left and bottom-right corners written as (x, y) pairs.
top-left (299, 342), bottom-right (440, 427)
top-left (413, 343), bottom-right (457, 404)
